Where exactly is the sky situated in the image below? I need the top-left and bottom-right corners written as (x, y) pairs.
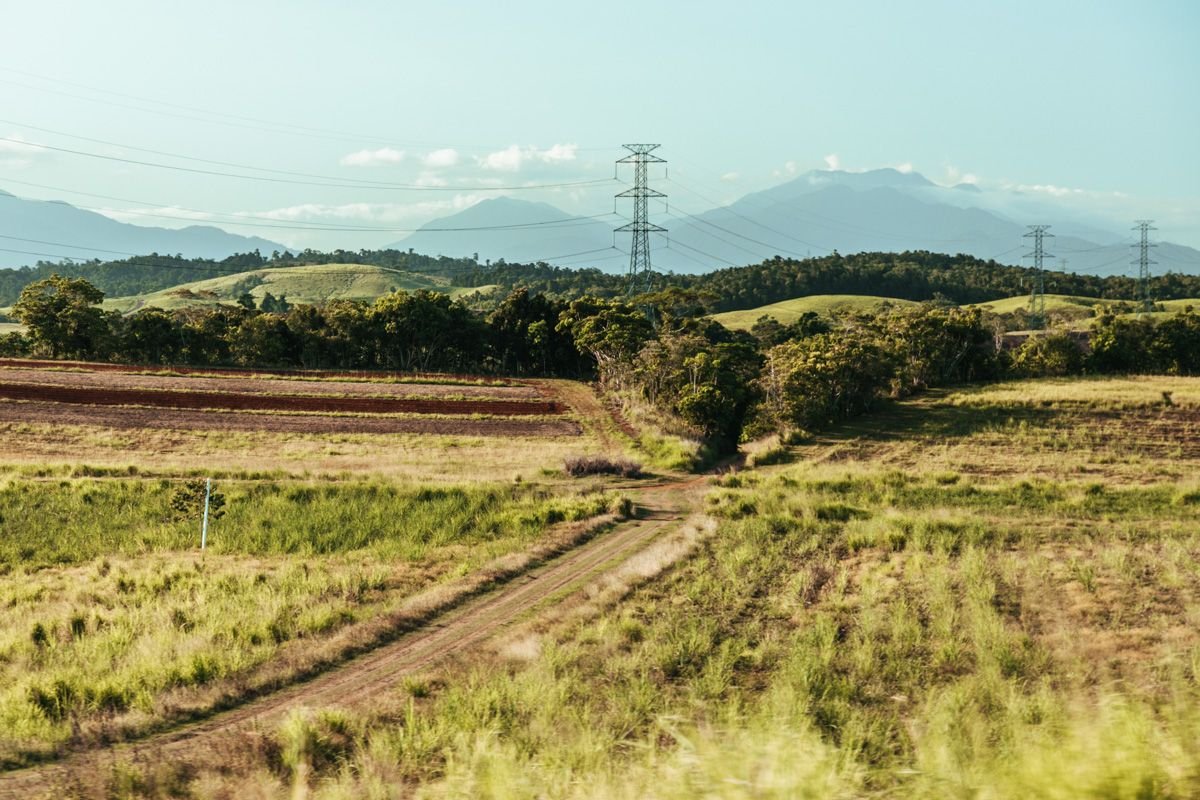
top-left (0, 0), bottom-right (1197, 252)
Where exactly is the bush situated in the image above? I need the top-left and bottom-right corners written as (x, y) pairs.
top-left (563, 456), bottom-right (644, 479)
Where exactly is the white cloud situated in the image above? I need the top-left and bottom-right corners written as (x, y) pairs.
top-left (822, 154), bottom-right (840, 171)
top-left (895, 162), bottom-right (914, 174)
top-left (720, 171), bottom-right (740, 183)
top-left (422, 148), bottom-right (460, 168)
top-left (941, 164), bottom-right (980, 186)
top-left (0, 135), bottom-right (50, 169)
top-left (414, 171), bottom-right (449, 187)
top-left (339, 147), bottom-right (405, 167)
top-left (478, 143), bottom-right (579, 171)
top-left (771, 160), bottom-right (800, 178)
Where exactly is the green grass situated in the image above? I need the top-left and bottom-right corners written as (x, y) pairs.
top-left (101, 263), bottom-right (497, 313)
top-left (710, 294), bottom-right (919, 330)
top-left (158, 376), bottom-right (1200, 799)
top-left (0, 477), bottom-right (614, 762)
top-left (968, 292), bottom-right (1116, 315)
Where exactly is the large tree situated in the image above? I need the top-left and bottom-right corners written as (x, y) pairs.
top-left (12, 275), bottom-right (110, 359)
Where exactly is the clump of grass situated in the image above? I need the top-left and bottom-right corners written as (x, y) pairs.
top-left (563, 455), bottom-right (644, 479)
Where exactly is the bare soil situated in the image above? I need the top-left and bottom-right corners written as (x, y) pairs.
top-left (0, 400), bottom-right (581, 437)
top-left (0, 358), bottom-right (515, 385)
top-left (0, 383), bottom-right (563, 417)
top-left (0, 366), bottom-right (542, 400)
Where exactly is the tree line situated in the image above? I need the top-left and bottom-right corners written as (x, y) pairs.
top-left (6, 247), bottom-right (1200, 313)
top-left (4, 274), bottom-right (1198, 458)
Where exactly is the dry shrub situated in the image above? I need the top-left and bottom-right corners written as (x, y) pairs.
top-left (563, 455), bottom-right (644, 478)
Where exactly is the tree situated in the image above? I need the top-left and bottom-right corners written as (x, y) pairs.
top-left (1009, 333), bottom-right (1085, 377)
top-left (12, 275), bottom-right (110, 359)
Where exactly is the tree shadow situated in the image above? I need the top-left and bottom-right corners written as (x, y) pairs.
top-left (803, 390), bottom-right (1061, 446)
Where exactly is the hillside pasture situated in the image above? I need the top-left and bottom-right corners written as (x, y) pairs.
top-left (101, 263), bottom-right (496, 313)
top-left (710, 294), bottom-right (919, 329)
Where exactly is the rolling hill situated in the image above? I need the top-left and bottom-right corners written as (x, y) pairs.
top-left (0, 188), bottom-right (287, 269)
top-left (710, 294), bottom-right (919, 330)
top-left (101, 264), bottom-right (495, 314)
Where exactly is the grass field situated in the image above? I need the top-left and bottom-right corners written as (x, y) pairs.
top-left (101, 264), bottom-right (497, 313)
top-left (147, 374), bottom-right (1200, 799)
top-left (714, 293), bottom-right (1200, 334)
top-left (710, 294), bottom-right (919, 330)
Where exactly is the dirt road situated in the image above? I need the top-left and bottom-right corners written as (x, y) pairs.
top-left (0, 485), bottom-right (698, 798)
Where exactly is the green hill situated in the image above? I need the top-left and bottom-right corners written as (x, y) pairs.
top-left (711, 294), bottom-right (919, 330)
top-left (102, 264), bottom-right (496, 314)
top-left (967, 293), bottom-right (1119, 315)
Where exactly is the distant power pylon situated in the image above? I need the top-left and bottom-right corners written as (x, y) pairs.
top-left (1132, 220), bottom-right (1157, 313)
top-left (1023, 224), bottom-right (1054, 329)
top-left (615, 144), bottom-right (666, 295)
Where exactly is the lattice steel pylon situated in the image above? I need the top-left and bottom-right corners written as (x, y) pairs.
top-left (1133, 220), bottom-right (1157, 313)
top-left (615, 144), bottom-right (666, 295)
top-left (1023, 224), bottom-right (1054, 330)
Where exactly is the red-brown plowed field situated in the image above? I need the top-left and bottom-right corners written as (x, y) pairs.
top-left (0, 400), bottom-right (582, 437)
top-left (0, 367), bottom-right (543, 400)
top-left (0, 382), bottom-right (564, 416)
top-left (0, 358), bottom-right (514, 385)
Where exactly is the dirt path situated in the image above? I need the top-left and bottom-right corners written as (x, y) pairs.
top-left (0, 484), bottom-right (698, 798)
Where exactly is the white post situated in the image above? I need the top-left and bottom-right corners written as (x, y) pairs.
top-left (201, 478), bottom-right (211, 551)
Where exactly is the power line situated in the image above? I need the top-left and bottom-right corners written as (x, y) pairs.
top-left (1, 136), bottom-right (615, 192)
top-left (0, 185), bottom-right (617, 234)
top-left (0, 66), bottom-right (616, 153)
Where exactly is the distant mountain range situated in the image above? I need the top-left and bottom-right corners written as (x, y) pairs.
top-left (0, 189), bottom-right (285, 268)
top-left (391, 169), bottom-right (1200, 278)
top-left (4, 169), bottom-right (1198, 279)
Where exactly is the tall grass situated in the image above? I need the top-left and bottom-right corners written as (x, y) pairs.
top-left (0, 477), bottom-right (613, 763)
top-left (217, 466), bottom-right (1200, 799)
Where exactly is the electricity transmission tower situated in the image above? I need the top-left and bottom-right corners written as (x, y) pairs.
top-left (1132, 220), bottom-right (1157, 313)
top-left (1023, 224), bottom-right (1054, 330)
top-left (616, 144), bottom-right (666, 294)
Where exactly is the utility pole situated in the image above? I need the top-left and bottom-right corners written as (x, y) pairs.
top-left (200, 478), bottom-right (211, 551)
top-left (1133, 220), bottom-right (1157, 313)
top-left (1023, 225), bottom-right (1054, 330)
top-left (616, 144), bottom-right (666, 295)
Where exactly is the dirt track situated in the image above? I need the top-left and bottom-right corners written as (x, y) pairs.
top-left (0, 400), bottom-right (581, 437)
top-left (0, 486), bottom-right (696, 798)
top-left (0, 366), bottom-right (543, 401)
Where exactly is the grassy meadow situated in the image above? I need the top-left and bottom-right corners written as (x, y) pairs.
top-left (0, 474), bottom-right (621, 765)
top-left (709, 294), bottom-right (919, 330)
top-left (146, 375), bottom-right (1200, 799)
top-left (100, 264), bottom-right (497, 314)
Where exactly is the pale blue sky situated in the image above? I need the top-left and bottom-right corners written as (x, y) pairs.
top-left (0, 0), bottom-right (1196, 250)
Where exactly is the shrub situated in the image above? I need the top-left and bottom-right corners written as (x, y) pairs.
top-left (563, 456), bottom-right (644, 479)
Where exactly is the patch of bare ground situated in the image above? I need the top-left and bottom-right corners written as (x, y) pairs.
top-left (1016, 541), bottom-right (1200, 692)
top-left (0, 382), bottom-right (563, 416)
top-left (0, 366), bottom-right (542, 400)
top-left (0, 400), bottom-right (580, 437)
